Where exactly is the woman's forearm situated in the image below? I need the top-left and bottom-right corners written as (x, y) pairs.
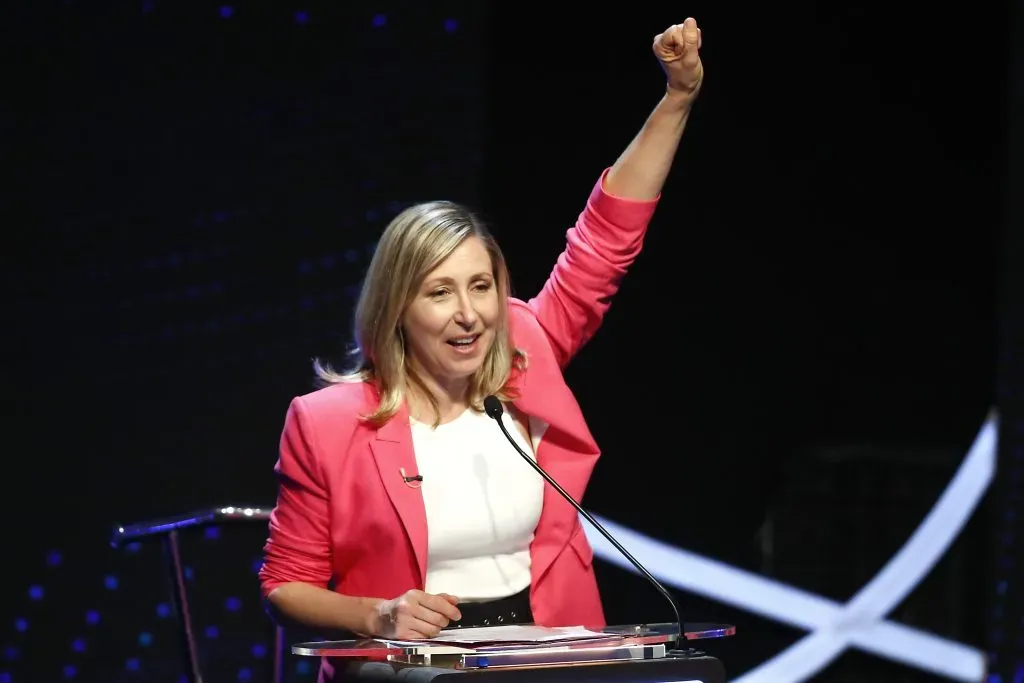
top-left (267, 582), bottom-right (383, 634)
top-left (603, 91), bottom-right (696, 201)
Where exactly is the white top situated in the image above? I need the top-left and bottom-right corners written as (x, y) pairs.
top-left (410, 406), bottom-right (547, 601)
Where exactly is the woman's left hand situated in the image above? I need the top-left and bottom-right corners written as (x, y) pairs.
top-left (653, 18), bottom-right (704, 102)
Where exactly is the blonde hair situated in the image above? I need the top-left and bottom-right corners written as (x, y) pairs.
top-left (314, 200), bottom-right (526, 427)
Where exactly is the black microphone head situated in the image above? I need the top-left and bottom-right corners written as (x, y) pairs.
top-left (483, 395), bottom-right (503, 419)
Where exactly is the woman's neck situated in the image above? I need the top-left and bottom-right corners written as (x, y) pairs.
top-left (405, 374), bottom-right (472, 425)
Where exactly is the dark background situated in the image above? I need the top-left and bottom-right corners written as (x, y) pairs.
top-left (3, 1), bottom-right (1019, 681)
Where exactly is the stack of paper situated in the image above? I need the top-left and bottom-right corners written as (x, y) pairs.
top-left (378, 625), bottom-right (617, 652)
top-left (429, 625), bottom-right (610, 645)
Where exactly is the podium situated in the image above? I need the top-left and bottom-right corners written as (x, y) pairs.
top-left (292, 622), bottom-right (733, 682)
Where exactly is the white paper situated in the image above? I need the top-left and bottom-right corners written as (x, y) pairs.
top-left (427, 624), bottom-right (609, 644)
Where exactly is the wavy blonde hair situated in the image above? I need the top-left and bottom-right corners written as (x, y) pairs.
top-left (314, 200), bottom-right (526, 427)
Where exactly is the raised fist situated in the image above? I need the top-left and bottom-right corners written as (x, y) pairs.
top-left (653, 18), bottom-right (704, 99)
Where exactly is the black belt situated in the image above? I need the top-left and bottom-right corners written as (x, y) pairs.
top-left (449, 587), bottom-right (533, 629)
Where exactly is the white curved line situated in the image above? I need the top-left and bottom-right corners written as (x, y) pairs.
top-left (736, 412), bottom-right (996, 682)
top-left (583, 411), bottom-right (996, 682)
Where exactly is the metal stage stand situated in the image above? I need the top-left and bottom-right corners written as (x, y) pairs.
top-left (111, 505), bottom-right (282, 683)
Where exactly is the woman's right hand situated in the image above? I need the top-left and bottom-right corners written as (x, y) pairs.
top-left (369, 590), bottom-right (463, 639)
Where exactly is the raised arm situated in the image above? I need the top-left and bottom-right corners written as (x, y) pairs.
top-left (605, 18), bottom-right (704, 200)
top-left (526, 19), bottom-right (705, 366)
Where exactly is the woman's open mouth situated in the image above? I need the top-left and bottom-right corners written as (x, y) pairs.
top-left (446, 334), bottom-right (481, 354)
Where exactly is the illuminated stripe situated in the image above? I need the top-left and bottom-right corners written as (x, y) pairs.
top-left (583, 411), bottom-right (997, 682)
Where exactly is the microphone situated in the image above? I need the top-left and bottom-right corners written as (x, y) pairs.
top-left (482, 396), bottom-right (688, 653)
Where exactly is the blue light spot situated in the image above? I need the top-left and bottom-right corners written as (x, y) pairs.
top-left (28, 585), bottom-right (44, 601)
top-left (225, 597), bottom-right (242, 612)
top-left (126, 542), bottom-right (142, 554)
top-left (300, 297), bottom-right (315, 310)
top-left (298, 260), bottom-right (314, 275)
top-left (138, 632), bottom-right (153, 647)
top-left (156, 603), bottom-right (171, 619)
top-left (219, 5), bottom-right (233, 19)
top-left (998, 580), bottom-right (1008, 595)
top-left (205, 526), bottom-right (220, 540)
top-left (63, 664), bottom-right (77, 679)
top-left (213, 210), bottom-right (229, 223)
top-left (3, 646), bottom-right (18, 661)
top-left (444, 19), bottom-right (458, 33)
top-left (372, 14), bottom-right (386, 27)
top-left (205, 626), bottom-right (219, 640)
top-left (104, 575), bottom-right (119, 590)
top-left (238, 667), bottom-right (252, 682)
top-left (126, 658), bottom-right (140, 672)
top-left (71, 638), bottom-right (86, 653)
top-left (297, 660), bottom-right (313, 675)
top-left (184, 566), bottom-right (194, 580)
top-left (46, 550), bottom-right (62, 566)
top-left (295, 11), bottom-right (309, 24)
top-left (251, 558), bottom-right (263, 574)
top-left (251, 643), bottom-right (267, 658)
top-left (142, 0), bottom-right (156, 13)
top-left (85, 610), bottom-right (100, 626)
top-left (14, 619), bottom-right (27, 633)
top-left (0, 672), bottom-right (10, 683)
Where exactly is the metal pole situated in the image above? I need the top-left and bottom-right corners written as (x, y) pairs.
top-left (164, 530), bottom-right (203, 683)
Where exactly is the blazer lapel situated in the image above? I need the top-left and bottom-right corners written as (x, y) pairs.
top-left (511, 361), bottom-right (601, 587)
top-left (369, 404), bottom-right (429, 586)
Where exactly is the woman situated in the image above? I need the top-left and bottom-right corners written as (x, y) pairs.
top-left (259, 18), bottom-right (704, 647)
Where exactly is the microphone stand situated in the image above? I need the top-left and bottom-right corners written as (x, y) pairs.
top-left (483, 397), bottom-right (690, 655)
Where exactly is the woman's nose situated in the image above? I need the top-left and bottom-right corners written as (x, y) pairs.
top-left (453, 296), bottom-right (478, 326)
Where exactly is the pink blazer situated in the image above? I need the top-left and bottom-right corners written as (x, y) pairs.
top-left (259, 169), bottom-right (659, 633)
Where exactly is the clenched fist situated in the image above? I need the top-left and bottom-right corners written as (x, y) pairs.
top-left (369, 589), bottom-right (462, 640)
top-left (653, 18), bottom-right (704, 100)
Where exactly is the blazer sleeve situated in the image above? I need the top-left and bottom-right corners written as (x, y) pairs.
top-left (526, 168), bottom-right (660, 368)
top-left (259, 396), bottom-right (334, 598)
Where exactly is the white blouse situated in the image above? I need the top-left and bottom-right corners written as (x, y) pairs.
top-left (410, 406), bottom-right (548, 601)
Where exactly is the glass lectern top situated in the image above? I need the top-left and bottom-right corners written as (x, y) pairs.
top-left (291, 622), bottom-right (735, 659)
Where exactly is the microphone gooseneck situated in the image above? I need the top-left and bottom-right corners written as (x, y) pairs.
top-left (482, 396), bottom-right (687, 653)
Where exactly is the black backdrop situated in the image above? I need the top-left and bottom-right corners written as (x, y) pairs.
top-left (988, 0), bottom-right (1024, 676)
top-left (3, 0), bottom-right (1013, 681)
